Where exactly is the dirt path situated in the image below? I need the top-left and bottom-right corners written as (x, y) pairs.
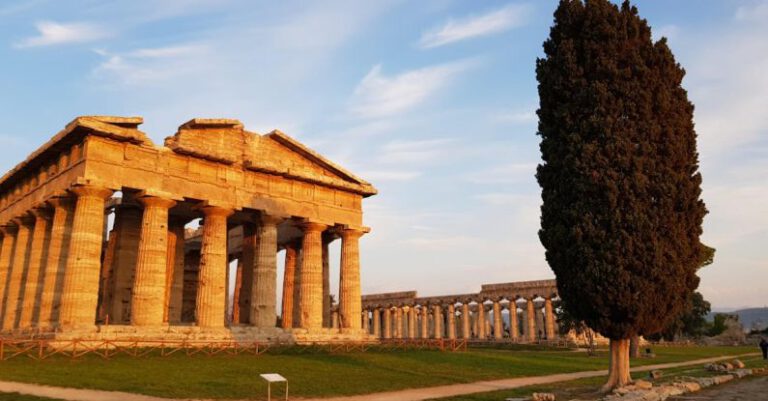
top-left (0, 353), bottom-right (759, 401)
top-left (306, 353), bottom-right (761, 401)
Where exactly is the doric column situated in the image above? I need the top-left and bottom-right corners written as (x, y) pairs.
top-left (493, 300), bottom-right (503, 340)
top-left (19, 209), bottom-right (52, 328)
top-left (322, 234), bottom-right (331, 328)
top-left (461, 303), bottom-right (470, 339)
top-left (408, 306), bottom-right (417, 339)
top-left (238, 222), bottom-right (256, 324)
top-left (109, 203), bottom-right (142, 324)
top-left (362, 309), bottom-right (369, 332)
top-left (526, 298), bottom-right (536, 342)
top-left (195, 206), bottom-right (233, 328)
top-left (131, 196), bottom-right (175, 326)
top-left (545, 297), bottom-right (556, 339)
top-left (339, 228), bottom-right (363, 330)
top-left (446, 304), bottom-right (456, 339)
top-left (232, 258), bottom-right (243, 323)
top-left (0, 225), bottom-right (18, 327)
top-left (3, 215), bottom-right (34, 330)
top-left (98, 227), bottom-right (117, 323)
top-left (297, 222), bottom-right (326, 330)
top-left (509, 302), bottom-right (519, 341)
top-left (166, 217), bottom-right (186, 324)
top-left (420, 307), bottom-right (428, 339)
top-left (250, 215), bottom-right (280, 328)
top-left (331, 310), bottom-right (339, 328)
top-left (37, 198), bottom-right (73, 328)
top-left (280, 242), bottom-right (297, 329)
top-left (476, 302), bottom-right (486, 339)
top-left (59, 185), bottom-right (113, 329)
top-left (372, 308), bottom-right (380, 337)
top-left (432, 304), bottom-right (442, 339)
top-left (382, 307), bottom-right (391, 339)
top-left (393, 306), bottom-right (403, 338)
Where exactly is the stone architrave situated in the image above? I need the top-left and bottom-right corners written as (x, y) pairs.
top-left (195, 206), bottom-right (233, 328)
top-left (446, 304), bottom-right (456, 339)
top-left (493, 300), bottom-right (503, 340)
top-left (461, 303), bottom-right (471, 339)
top-left (131, 196), bottom-right (176, 326)
top-left (19, 209), bottom-right (52, 328)
top-left (109, 203), bottom-right (142, 324)
top-left (280, 242), bottom-right (297, 329)
top-left (250, 215), bottom-right (279, 328)
top-left (36, 198), bottom-right (73, 328)
top-left (2, 215), bottom-right (34, 330)
top-left (59, 185), bottom-right (114, 329)
top-left (526, 298), bottom-right (536, 342)
top-left (297, 222), bottom-right (326, 330)
top-left (0, 225), bottom-right (18, 325)
top-left (338, 228), bottom-right (363, 330)
top-left (166, 217), bottom-right (186, 324)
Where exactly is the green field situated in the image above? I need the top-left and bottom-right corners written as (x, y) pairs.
top-left (0, 345), bottom-right (756, 400)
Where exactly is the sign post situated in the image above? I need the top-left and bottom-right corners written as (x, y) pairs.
top-left (260, 373), bottom-right (288, 401)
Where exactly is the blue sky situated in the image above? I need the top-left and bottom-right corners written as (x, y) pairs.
top-left (1, 0), bottom-right (766, 309)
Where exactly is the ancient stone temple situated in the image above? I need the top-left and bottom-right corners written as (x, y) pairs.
top-left (361, 279), bottom-right (560, 342)
top-left (0, 116), bottom-right (376, 343)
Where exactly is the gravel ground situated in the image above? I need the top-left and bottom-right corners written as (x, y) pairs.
top-left (669, 375), bottom-right (768, 401)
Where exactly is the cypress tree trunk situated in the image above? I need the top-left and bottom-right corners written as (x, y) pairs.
top-left (629, 335), bottom-right (640, 358)
top-left (602, 338), bottom-right (632, 392)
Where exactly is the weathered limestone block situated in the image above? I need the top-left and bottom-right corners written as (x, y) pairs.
top-left (164, 119), bottom-right (245, 164)
top-left (59, 185), bottom-right (113, 329)
top-left (3, 216), bottom-right (33, 330)
top-left (195, 206), bottom-right (232, 328)
top-left (297, 222), bottom-right (326, 330)
top-left (280, 243), bottom-right (297, 329)
top-left (250, 215), bottom-right (279, 328)
top-left (36, 197), bottom-right (73, 328)
top-left (339, 228), bottom-right (363, 330)
top-left (19, 209), bottom-right (52, 328)
top-left (131, 196), bottom-right (176, 326)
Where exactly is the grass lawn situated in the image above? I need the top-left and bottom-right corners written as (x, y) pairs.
top-left (0, 394), bottom-right (62, 401)
top-left (431, 354), bottom-right (767, 401)
top-left (0, 345), bottom-right (755, 400)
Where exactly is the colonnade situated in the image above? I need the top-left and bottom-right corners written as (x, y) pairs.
top-left (0, 187), bottom-right (365, 334)
top-left (363, 298), bottom-right (558, 342)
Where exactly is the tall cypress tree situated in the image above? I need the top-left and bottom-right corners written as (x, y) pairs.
top-left (536, 0), bottom-right (707, 390)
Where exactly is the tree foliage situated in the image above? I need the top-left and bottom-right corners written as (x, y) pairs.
top-left (536, 0), bottom-right (707, 342)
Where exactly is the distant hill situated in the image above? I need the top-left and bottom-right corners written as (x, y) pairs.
top-left (708, 307), bottom-right (768, 332)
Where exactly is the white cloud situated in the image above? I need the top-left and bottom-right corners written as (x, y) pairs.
top-left (493, 108), bottom-right (537, 124)
top-left (418, 3), bottom-right (531, 49)
top-left (464, 162), bottom-right (536, 184)
top-left (376, 138), bottom-right (456, 164)
top-left (14, 21), bottom-right (110, 48)
top-left (734, 2), bottom-right (768, 21)
top-left (653, 24), bottom-right (679, 41)
top-left (92, 44), bottom-right (210, 86)
top-left (350, 60), bottom-right (475, 119)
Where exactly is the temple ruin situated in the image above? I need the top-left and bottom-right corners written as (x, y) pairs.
top-left (361, 280), bottom-right (561, 342)
top-left (0, 116), bottom-right (376, 343)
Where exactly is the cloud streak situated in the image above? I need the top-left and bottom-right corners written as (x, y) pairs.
top-left (418, 4), bottom-right (531, 49)
top-left (15, 21), bottom-right (110, 48)
top-left (349, 60), bottom-right (475, 119)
